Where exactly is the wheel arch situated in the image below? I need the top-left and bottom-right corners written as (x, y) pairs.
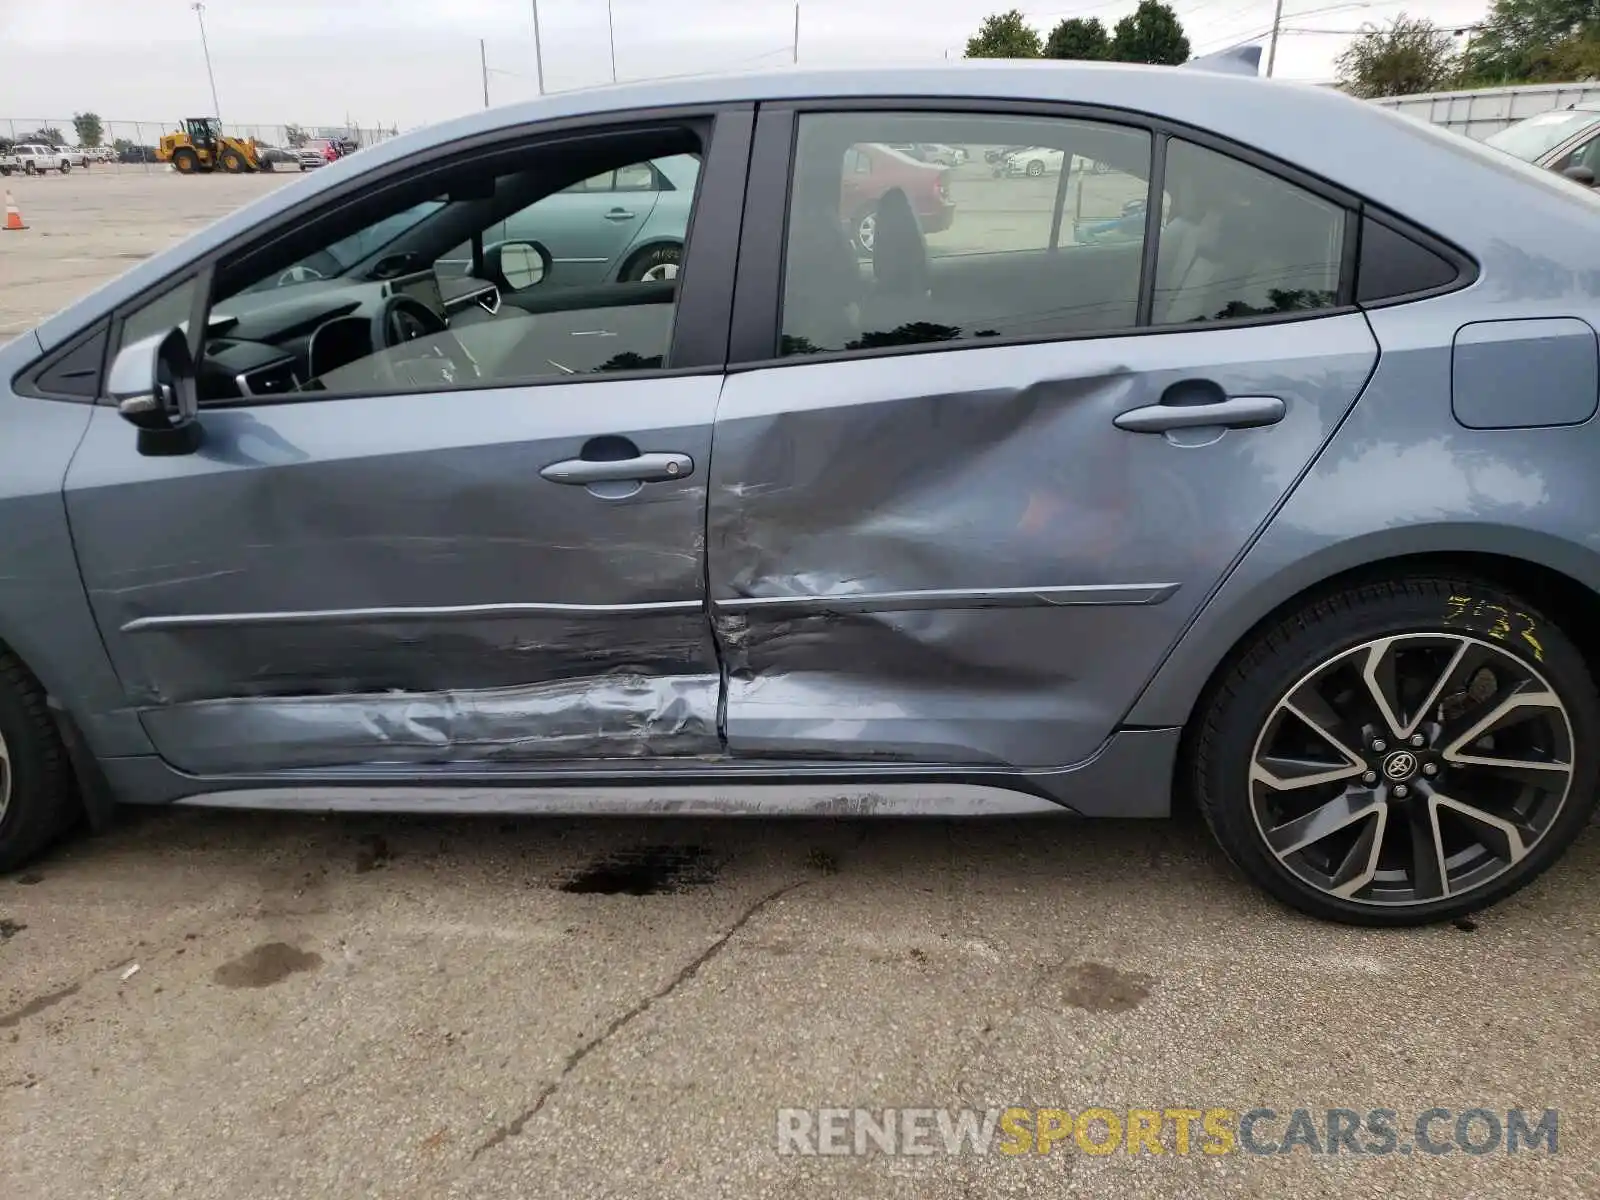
top-left (0, 625), bottom-right (109, 828)
top-left (615, 236), bottom-right (683, 280)
top-left (1129, 526), bottom-right (1600, 742)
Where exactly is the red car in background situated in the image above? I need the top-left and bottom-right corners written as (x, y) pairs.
top-left (841, 142), bottom-right (956, 255)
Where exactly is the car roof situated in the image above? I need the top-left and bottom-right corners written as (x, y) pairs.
top-left (30, 60), bottom-right (1600, 351)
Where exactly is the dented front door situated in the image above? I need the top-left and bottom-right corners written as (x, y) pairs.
top-left (64, 377), bottom-right (723, 774)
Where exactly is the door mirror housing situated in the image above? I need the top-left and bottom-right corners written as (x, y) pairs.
top-left (485, 239), bottom-right (551, 292)
top-left (109, 327), bottom-right (203, 456)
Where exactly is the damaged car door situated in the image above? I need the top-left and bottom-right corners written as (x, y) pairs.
top-left (709, 107), bottom-right (1377, 770)
top-left (62, 114), bottom-right (747, 776)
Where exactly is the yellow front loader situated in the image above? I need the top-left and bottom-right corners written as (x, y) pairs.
top-left (157, 117), bottom-right (271, 174)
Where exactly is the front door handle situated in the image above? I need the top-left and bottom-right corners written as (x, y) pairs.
top-left (540, 452), bottom-right (693, 484)
top-left (603, 208), bottom-right (637, 222)
top-left (1114, 395), bottom-right (1285, 433)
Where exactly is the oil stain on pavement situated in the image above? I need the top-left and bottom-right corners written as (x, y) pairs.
top-left (558, 845), bottom-right (719, 896)
top-left (1053, 962), bottom-right (1154, 1013)
top-left (212, 942), bottom-right (324, 989)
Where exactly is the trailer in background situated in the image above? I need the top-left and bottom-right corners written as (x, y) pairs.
top-left (1371, 82), bottom-right (1600, 141)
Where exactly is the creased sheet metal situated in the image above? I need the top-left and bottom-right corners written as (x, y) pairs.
top-left (142, 672), bottom-right (720, 775)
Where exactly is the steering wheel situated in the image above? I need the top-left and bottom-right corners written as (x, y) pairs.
top-left (371, 293), bottom-right (477, 388)
top-left (273, 250), bottom-right (342, 288)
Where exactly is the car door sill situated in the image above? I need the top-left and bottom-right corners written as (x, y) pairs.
top-left (103, 727), bottom-right (1182, 819)
top-left (175, 781), bottom-right (1070, 817)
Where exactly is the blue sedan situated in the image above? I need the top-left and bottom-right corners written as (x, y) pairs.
top-left (4, 53), bottom-right (1600, 925)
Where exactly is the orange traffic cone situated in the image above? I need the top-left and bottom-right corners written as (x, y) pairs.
top-left (3, 191), bottom-right (25, 232)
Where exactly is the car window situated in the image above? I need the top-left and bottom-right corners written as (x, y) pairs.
top-left (1554, 133), bottom-right (1600, 176)
top-left (1485, 110), bottom-right (1600, 163)
top-left (116, 278), bottom-right (201, 360)
top-left (1152, 139), bottom-right (1344, 325)
top-left (613, 163), bottom-right (657, 191)
top-left (780, 112), bottom-right (1151, 356)
top-left (194, 135), bottom-right (704, 404)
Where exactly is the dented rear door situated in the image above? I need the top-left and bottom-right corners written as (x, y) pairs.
top-left (707, 105), bottom-right (1378, 771)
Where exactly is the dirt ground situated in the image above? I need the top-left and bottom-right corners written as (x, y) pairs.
top-left (2, 167), bottom-right (1599, 1200)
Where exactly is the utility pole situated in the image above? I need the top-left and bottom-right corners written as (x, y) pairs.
top-left (608, 0), bottom-right (618, 82)
top-left (481, 39), bottom-right (490, 108)
top-left (531, 0), bottom-right (546, 93)
top-left (794, 3), bottom-right (800, 63)
top-left (1266, 0), bottom-right (1285, 77)
top-left (191, 2), bottom-right (222, 122)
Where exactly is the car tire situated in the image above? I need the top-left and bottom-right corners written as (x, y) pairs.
top-left (0, 650), bottom-right (78, 874)
top-left (1191, 575), bottom-right (1600, 926)
top-left (620, 243), bottom-right (682, 283)
top-left (59, 162), bottom-right (70, 174)
top-left (1026, 159), bottom-right (1044, 177)
top-left (850, 206), bottom-right (877, 257)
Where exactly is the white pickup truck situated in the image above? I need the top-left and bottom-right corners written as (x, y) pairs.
top-left (0, 144), bottom-right (87, 175)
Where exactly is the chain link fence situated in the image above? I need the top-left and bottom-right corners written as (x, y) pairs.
top-left (2, 119), bottom-right (406, 172)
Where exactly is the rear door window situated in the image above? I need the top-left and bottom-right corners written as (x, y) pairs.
top-left (780, 111), bottom-right (1152, 356)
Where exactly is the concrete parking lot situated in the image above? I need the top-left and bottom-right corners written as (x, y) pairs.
top-left (3, 168), bottom-right (1599, 1200)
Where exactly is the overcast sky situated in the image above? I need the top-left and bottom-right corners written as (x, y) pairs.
top-left (2, 0), bottom-right (1490, 135)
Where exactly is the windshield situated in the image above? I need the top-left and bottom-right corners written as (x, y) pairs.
top-left (247, 199), bottom-right (445, 293)
top-left (1485, 110), bottom-right (1600, 162)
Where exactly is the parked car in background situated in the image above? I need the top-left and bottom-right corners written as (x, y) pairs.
top-left (257, 145), bottom-right (298, 168)
top-left (2, 143), bottom-right (86, 174)
top-left (842, 142), bottom-right (955, 253)
top-left (116, 144), bottom-right (161, 164)
top-left (8, 61), bottom-right (1600, 929)
top-left (1482, 105), bottom-right (1600, 183)
top-left (82, 146), bottom-right (117, 164)
top-left (1001, 146), bottom-right (1064, 177)
top-left (984, 144), bottom-right (1030, 164)
top-left (485, 154), bottom-right (702, 286)
top-left (887, 142), bottom-right (967, 166)
top-left (297, 139), bottom-right (340, 170)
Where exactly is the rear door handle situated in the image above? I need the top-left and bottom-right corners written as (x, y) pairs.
top-left (603, 208), bottom-right (637, 222)
top-left (540, 452), bottom-right (693, 484)
top-left (1114, 395), bottom-right (1285, 433)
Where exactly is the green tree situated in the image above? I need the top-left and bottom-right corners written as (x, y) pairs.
top-left (966, 9), bottom-right (1042, 58)
top-left (1109, 0), bottom-right (1191, 65)
top-left (283, 124), bottom-right (309, 148)
top-left (72, 112), bottom-right (104, 148)
top-left (20, 126), bottom-right (65, 146)
top-left (1335, 15), bottom-right (1460, 97)
top-left (1463, 0), bottom-right (1600, 83)
top-left (1046, 17), bottom-right (1111, 59)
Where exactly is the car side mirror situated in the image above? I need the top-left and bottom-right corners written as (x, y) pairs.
top-left (485, 239), bottom-right (551, 291)
top-left (1562, 164), bottom-right (1596, 186)
top-left (109, 327), bottom-right (203, 456)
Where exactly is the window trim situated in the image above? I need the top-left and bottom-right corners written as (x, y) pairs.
top-left (735, 94), bottom-right (1472, 372)
top-left (12, 319), bottom-right (110, 403)
top-left (1355, 204), bottom-right (1478, 309)
top-left (88, 102), bottom-right (752, 406)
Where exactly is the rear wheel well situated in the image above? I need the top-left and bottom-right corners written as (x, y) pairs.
top-left (1173, 551), bottom-right (1600, 807)
top-left (619, 240), bottom-right (681, 278)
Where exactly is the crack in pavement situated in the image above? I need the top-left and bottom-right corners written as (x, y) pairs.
top-left (472, 880), bottom-right (806, 1160)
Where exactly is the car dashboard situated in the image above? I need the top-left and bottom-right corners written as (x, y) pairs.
top-left (198, 269), bottom-right (502, 402)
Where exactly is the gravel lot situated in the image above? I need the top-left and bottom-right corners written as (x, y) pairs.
top-left (2, 167), bottom-right (1598, 1200)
